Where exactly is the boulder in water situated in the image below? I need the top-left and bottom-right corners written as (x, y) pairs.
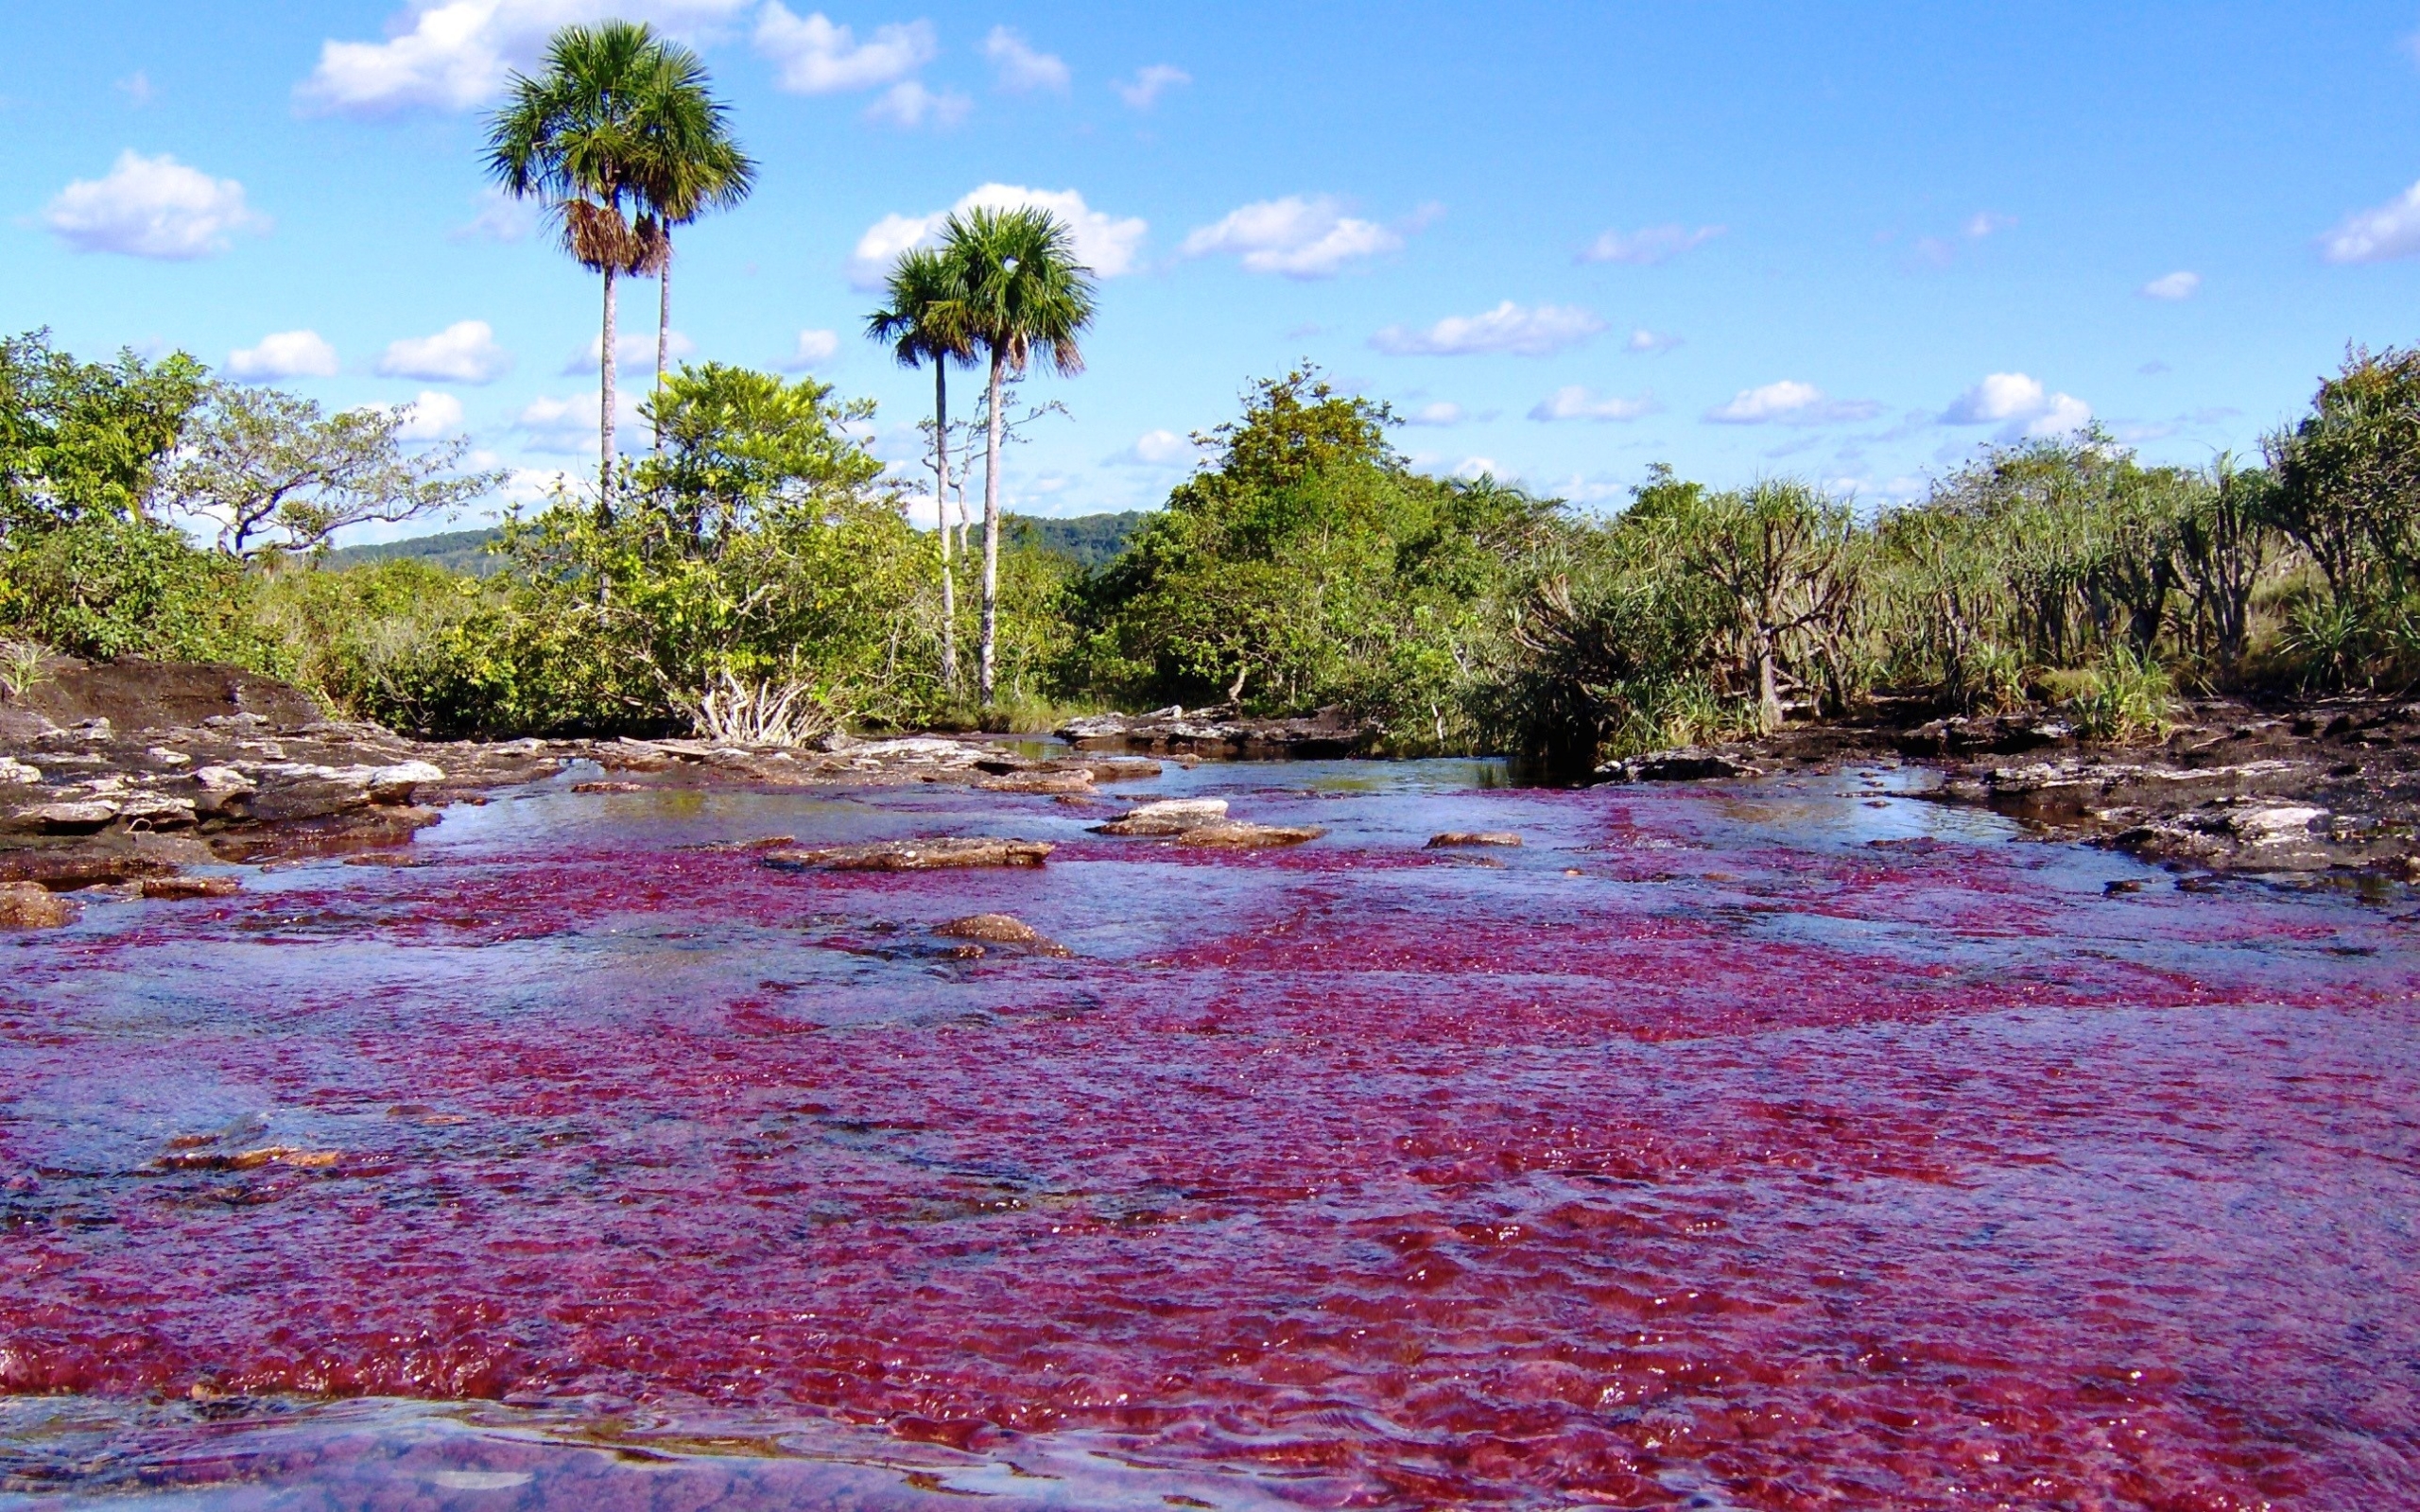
top-left (0, 882), bottom-right (77, 929)
top-left (1094, 798), bottom-right (1228, 836)
top-left (1426, 831), bottom-right (1522, 848)
top-left (764, 837), bottom-right (1054, 871)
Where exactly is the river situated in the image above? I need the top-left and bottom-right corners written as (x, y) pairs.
top-left (3, 757), bottom-right (2414, 1508)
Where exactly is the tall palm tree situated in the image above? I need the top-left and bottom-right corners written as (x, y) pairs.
top-left (938, 206), bottom-right (1098, 705)
top-left (627, 49), bottom-right (754, 447)
top-left (867, 248), bottom-right (975, 690)
top-left (485, 21), bottom-right (679, 511)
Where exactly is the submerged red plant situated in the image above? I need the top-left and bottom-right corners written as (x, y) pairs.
top-left (2, 769), bottom-right (2414, 1507)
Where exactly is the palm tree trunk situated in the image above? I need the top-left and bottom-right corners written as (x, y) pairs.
top-left (655, 232), bottom-right (672, 453)
top-left (599, 262), bottom-right (618, 518)
top-left (935, 362), bottom-right (958, 692)
top-left (978, 348), bottom-right (1004, 707)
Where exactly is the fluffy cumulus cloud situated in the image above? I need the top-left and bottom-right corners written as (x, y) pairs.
top-left (389, 390), bottom-right (468, 440)
top-left (1529, 386), bottom-right (1656, 422)
top-left (983, 26), bottom-right (1068, 92)
top-left (1114, 63), bottom-right (1189, 109)
top-left (518, 387), bottom-right (648, 454)
top-left (785, 329), bottom-right (840, 369)
top-left (299, 0), bottom-right (752, 114)
top-left (43, 151), bottom-right (266, 260)
top-left (864, 78), bottom-right (970, 128)
top-left (1108, 429), bottom-right (1201, 468)
top-left (1370, 301), bottom-right (1606, 358)
top-left (566, 329), bottom-right (695, 373)
top-left (1626, 328), bottom-right (1682, 354)
top-left (2320, 180), bottom-right (2420, 264)
top-left (1941, 372), bottom-right (2092, 438)
top-left (1179, 196), bottom-right (1404, 279)
top-left (1577, 223), bottom-right (1722, 266)
top-left (849, 184), bottom-right (1146, 287)
top-left (755, 4), bottom-right (934, 93)
top-left (2140, 270), bottom-right (2201, 301)
top-left (227, 331), bottom-right (340, 382)
top-left (1404, 402), bottom-right (1463, 426)
top-left (376, 319), bottom-right (511, 384)
top-left (1703, 380), bottom-right (1881, 425)
top-left (452, 186), bottom-right (537, 243)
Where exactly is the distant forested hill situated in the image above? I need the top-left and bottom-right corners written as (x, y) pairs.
top-left (322, 527), bottom-right (506, 576)
top-left (1008, 511), bottom-right (1144, 567)
top-left (324, 512), bottom-right (1148, 576)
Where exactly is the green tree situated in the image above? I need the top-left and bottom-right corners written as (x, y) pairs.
top-left (624, 44), bottom-right (753, 437)
top-left (866, 246), bottom-right (975, 690)
top-left (0, 329), bottom-right (208, 531)
top-left (2265, 344), bottom-right (2420, 612)
top-left (156, 386), bottom-right (506, 558)
top-left (939, 205), bottom-right (1098, 706)
top-left (487, 21), bottom-right (693, 508)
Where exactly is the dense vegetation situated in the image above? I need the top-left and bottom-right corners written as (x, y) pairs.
top-left (9, 329), bottom-right (2420, 767)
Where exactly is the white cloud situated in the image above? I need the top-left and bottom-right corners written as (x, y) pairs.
top-left (2321, 180), bottom-right (2420, 264)
top-left (983, 26), bottom-right (1068, 92)
top-left (1529, 386), bottom-right (1657, 422)
top-left (1626, 328), bottom-right (1682, 354)
top-left (786, 328), bottom-right (841, 369)
top-left (451, 185), bottom-right (537, 243)
top-left (1108, 429), bottom-right (1201, 467)
top-left (227, 331), bottom-right (340, 382)
top-left (389, 390), bottom-right (467, 440)
top-left (848, 184), bottom-right (1147, 287)
top-left (43, 150), bottom-right (266, 260)
top-left (865, 78), bottom-right (970, 128)
top-left (1453, 456), bottom-right (1501, 480)
top-left (1179, 196), bottom-right (1404, 279)
top-left (517, 388), bottom-right (648, 455)
top-left (565, 329), bottom-right (694, 373)
top-left (1963, 212), bottom-right (2016, 238)
top-left (299, 0), bottom-right (753, 115)
top-left (1404, 402), bottom-right (1463, 426)
top-left (1370, 301), bottom-right (1606, 358)
top-left (115, 71), bottom-right (154, 106)
top-left (2140, 269), bottom-right (2201, 301)
top-left (377, 320), bottom-right (511, 384)
top-left (1704, 380), bottom-right (1881, 425)
top-left (755, 4), bottom-right (935, 93)
top-left (1577, 223), bottom-right (1722, 266)
top-left (1941, 371), bottom-right (2092, 438)
top-left (1114, 63), bottom-right (1189, 109)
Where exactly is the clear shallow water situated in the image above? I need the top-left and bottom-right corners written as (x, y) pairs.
top-left (3, 758), bottom-right (2417, 1509)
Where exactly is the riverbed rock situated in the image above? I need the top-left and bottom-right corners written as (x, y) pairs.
top-left (1426, 831), bottom-right (1522, 848)
top-left (22, 799), bottom-right (120, 833)
top-left (140, 875), bottom-right (242, 901)
top-left (1174, 820), bottom-right (1326, 850)
top-left (975, 769), bottom-right (1097, 795)
top-left (571, 780), bottom-right (648, 794)
top-left (0, 882), bottom-right (78, 929)
top-left (1058, 705), bottom-right (1379, 760)
top-left (1595, 748), bottom-right (1764, 782)
top-left (0, 758), bottom-right (39, 785)
top-left (763, 837), bottom-right (1055, 871)
top-left (1093, 798), bottom-right (1229, 835)
top-left (934, 913), bottom-right (1072, 954)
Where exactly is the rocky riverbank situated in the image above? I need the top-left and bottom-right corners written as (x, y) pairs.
top-left (1597, 696), bottom-right (2420, 885)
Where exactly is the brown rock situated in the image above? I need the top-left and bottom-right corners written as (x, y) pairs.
top-left (0, 882), bottom-right (78, 929)
top-left (571, 780), bottom-right (648, 794)
top-left (974, 770), bottom-right (1096, 795)
top-left (763, 837), bottom-right (1054, 871)
top-left (1093, 798), bottom-right (1228, 835)
top-left (1426, 831), bottom-right (1523, 848)
top-left (141, 875), bottom-right (242, 901)
top-left (1173, 821), bottom-right (1325, 850)
top-left (937, 912), bottom-right (1043, 942)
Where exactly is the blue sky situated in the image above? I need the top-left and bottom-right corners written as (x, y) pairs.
top-left (10, 2), bottom-right (2420, 539)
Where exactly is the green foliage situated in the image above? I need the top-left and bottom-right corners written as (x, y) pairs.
top-left (2266, 344), bottom-right (2420, 610)
top-left (1069, 369), bottom-right (1556, 747)
top-left (159, 384), bottom-right (505, 558)
top-left (0, 329), bottom-right (207, 530)
top-left (2066, 644), bottom-right (2176, 743)
top-left (0, 516), bottom-right (270, 664)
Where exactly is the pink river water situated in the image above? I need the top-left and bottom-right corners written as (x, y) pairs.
top-left (2, 757), bottom-right (2416, 1510)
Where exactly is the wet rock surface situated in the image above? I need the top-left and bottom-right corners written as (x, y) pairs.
top-left (1426, 830), bottom-right (1523, 848)
top-left (1059, 703), bottom-right (1380, 759)
top-left (1599, 695), bottom-right (2420, 881)
top-left (761, 837), bottom-right (1055, 871)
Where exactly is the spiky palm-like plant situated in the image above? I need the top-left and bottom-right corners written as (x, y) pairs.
top-left (937, 205), bottom-right (1098, 705)
top-left (867, 248), bottom-right (974, 690)
top-left (486, 21), bottom-right (689, 510)
top-left (626, 47), bottom-right (753, 445)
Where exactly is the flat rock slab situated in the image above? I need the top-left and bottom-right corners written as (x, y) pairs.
top-left (764, 838), bottom-right (1054, 871)
top-left (975, 770), bottom-right (1097, 795)
top-left (0, 882), bottom-right (78, 929)
top-left (1094, 798), bottom-right (1229, 836)
top-left (1595, 748), bottom-right (1764, 782)
top-left (1174, 821), bottom-right (1326, 850)
top-left (140, 875), bottom-right (242, 900)
top-left (935, 912), bottom-right (1072, 955)
top-left (1427, 831), bottom-right (1522, 848)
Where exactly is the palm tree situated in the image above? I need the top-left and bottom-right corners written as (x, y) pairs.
top-left (485, 21), bottom-right (680, 511)
top-left (938, 205), bottom-right (1098, 705)
top-left (867, 248), bottom-right (974, 691)
top-left (627, 49), bottom-right (754, 447)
